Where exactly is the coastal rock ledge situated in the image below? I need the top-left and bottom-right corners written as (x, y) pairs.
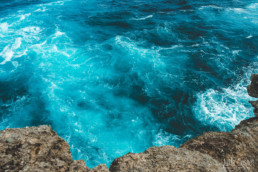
top-left (0, 74), bottom-right (257, 172)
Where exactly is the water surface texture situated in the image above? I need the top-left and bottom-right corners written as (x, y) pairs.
top-left (0, 0), bottom-right (257, 167)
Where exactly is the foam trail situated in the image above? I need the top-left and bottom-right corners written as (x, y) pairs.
top-left (0, 22), bottom-right (8, 32)
top-left (132, 15), bottom-right (153, 20)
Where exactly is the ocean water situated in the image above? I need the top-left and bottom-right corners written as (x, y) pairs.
top-left (0, 0), bottom-right (257, 168)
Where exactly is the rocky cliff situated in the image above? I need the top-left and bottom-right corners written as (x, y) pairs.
top-left (0, 74), bottom-right (257, 172)
top-left (248, 74), bottom-right (258, 117)
top-left (0, 125), bottom-right (109, 172)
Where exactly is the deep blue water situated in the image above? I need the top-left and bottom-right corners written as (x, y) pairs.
top-left (0, 0), bottom-right (257, 168)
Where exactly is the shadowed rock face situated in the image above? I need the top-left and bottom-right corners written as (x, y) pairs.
top-left (249, 101), bottom-right (258, 117)
top-left (0, 74), bottom-right (257, 172)
top-left (248, 74), bottom-right (258, 117)
top-left (247, 74), bottom-right (258, 98)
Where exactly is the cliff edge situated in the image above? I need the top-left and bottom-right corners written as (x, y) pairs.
top-left (0, 74), bottom-right (257, 172)
top-left (0, 125), bottom-right (108, 172)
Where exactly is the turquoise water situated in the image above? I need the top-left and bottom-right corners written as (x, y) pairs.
top-left (0, 0), bottom-right (257, 168)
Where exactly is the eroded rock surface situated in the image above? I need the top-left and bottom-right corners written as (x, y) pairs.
top-left (247, 74), bottom-right (258, 98)
top-left (0, 125), bottom-right (73, 172)
top-left (69, 160), bottom-right (89, 172)
top-left (249, 101), bottom-right (258, 117)
top-left (181, 117), bottom-right (258, 171)
top-left (248, 74), bottom-right (258, 117)
top-left (90, 164), bottom-right (109, 172)
top-left (110, 146), bottom-right (226, 172)
top-left (0, 125), bottom-right (107, 172)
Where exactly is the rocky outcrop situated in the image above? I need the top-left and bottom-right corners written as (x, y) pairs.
top-left (0, 125), bottom-right (228, 172)
top-left (249, 101), bottom-right (258, 117)
top-left (247, 74), bottom-right (258, 98)
top-left (110, 116), bottom-right (258, 172)
top-left (90, 164), bottom-right (109, 172)
top-left (181, 117), bottom-right (258, 171)
top-left (180, 74), bottom-right (258, 171)
top-left (248, 74), bottom-right (258, 117)
top-left (110, 146), bottom-right (226, 172)
top-left (0, 125), bottom-right (107, 172)
top-left (0, 74), bottom-right (257, 172)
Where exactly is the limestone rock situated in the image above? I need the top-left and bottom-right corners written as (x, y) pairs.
top-left (90, 164), bottom-right (109, 172)
top-left (181, 117), bottom-right (258, 171)
top-left (109, 146), bottom-right (226, 172)
top-left (0, 125), bottom-right (90, 172)
top-left (69, 160), bottom-right (89, 172)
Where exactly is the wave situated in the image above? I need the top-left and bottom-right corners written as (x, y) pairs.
top-left (193, 79), bottom-right (255, 131)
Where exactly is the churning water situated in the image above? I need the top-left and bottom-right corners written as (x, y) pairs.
top-left (0, 0), bottom-right (257, 168)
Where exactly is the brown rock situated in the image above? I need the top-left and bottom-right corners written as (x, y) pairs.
top-left (69, 160), bottom-right (89, 172)
top-left (90, 164), bottom-right (109, 172)
top-left (109, 146), bottom-right (226, 172)
top-left (248, 74), bottom-right (258, 117)
top-left (249, 100), bottom-right (258, 117)
top-left (0, 125), bottom-right (90, 172)
top-left (181, 117), bottom-right (258, 171)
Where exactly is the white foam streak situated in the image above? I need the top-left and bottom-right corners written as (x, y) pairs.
top-left (246, 35), bottom-right (253, 39)
top-left (247, 3), bottom-right (258, 10)
top-left (0, 23), bottom-right (9, 32)
top-left (199, 5), bottom-right (223, 10)
top-left (132, 15), bottom-right (153, 21)
top-left (0, 37), bottom-right (24, 65)
top-left (20, 13), bottom-right (31, 20)
top-left (0, 46), bottom-right (14, 65)
top-left (34, 7), bottom-right (47, 12)
top-left (12, 38), bottom-right (22, 50)
top-left (55, 30), bottom-right (65, 37)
